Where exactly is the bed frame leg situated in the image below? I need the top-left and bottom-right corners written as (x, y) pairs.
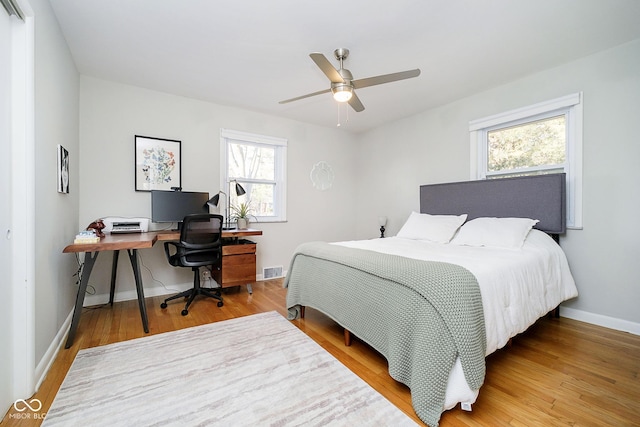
top-left (300, 306), bottom-right (305, 318)
top-left (344, 329), bottom-right (352, 346)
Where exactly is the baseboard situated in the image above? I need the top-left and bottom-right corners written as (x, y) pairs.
top-left (560, 306), bottom-right (640, 336)
top-left (83, 282), bottom-right (193, 307)
top-left (34, 309), bottom-right (73, 392)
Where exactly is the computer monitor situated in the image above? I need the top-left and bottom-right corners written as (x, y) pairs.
top-left (151, 190), bottom-right (209, 230)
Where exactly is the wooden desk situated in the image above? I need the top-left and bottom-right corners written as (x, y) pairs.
top-left (64, 233), bottom-right (157, 348)
top-left (62, 228), bottom-right (262, 348)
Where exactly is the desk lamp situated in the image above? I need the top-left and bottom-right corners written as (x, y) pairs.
top-left (207, 180), bottom-right (246, 230)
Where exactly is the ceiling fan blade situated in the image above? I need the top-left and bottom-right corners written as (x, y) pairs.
top-left (279, 88), bottom-right (331, 104)
top-left (310, 52), bottom-right (344, 83)
top-left (352, 68), bottom-right (421, 89)
top-left (348, 92), bottom-right (365, 112)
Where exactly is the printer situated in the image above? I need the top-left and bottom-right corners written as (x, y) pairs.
top-left (102, 217), bottom-right (150, 234)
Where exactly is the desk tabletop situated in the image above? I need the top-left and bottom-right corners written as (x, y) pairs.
top-left (154, 228), bottom-right (263, 241)
top-left (63, 228), bottom-right (263, 253)
top-left (63, 232), bottom-right (157, 253)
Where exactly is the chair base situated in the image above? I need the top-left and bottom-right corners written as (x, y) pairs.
top-left (160, 270), bottom-right (223, 315)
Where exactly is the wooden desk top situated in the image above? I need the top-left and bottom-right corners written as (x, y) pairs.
top-left (63, 228), bottom-right (263, 253)
top-left (63, 232), bottom-right (156, 253)
top-left (154, 228), bottom-right (263, 241)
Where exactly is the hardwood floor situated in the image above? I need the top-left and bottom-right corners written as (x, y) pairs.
top-left (2, 279), bottom-right (639, 426)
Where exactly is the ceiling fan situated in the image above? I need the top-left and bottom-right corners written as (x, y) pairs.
top-left (279, 48), bottom-right (421, 112)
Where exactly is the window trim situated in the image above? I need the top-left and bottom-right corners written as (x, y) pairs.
top-left (469, 93), bottom-right (583, 229)
top-left (220, 128), bottom-right (287, 223)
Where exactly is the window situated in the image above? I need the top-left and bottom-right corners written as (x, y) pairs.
top-left (469, 93), bottom-right (583, 228)
top-left (220, 128), bottom-right (287, 223)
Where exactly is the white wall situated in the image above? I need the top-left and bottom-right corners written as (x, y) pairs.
top-left (354, 40), bottom-right (640, 331)
top-left (79, 77), bottom-right (359, 301)
top-left (29, 0), bottom-right (79, 382)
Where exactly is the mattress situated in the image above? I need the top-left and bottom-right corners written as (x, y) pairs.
top-left (335, 229), bottom-right (578, 409)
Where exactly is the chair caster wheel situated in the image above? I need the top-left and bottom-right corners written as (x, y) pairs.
top-left (217, 301), bottom-right (223, 307)
top-left (160, 302), bottom-right (167, 309)
top-left (181, 309), bottom-right (188, 316)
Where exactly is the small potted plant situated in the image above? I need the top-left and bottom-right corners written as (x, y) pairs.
top-left (230, 201), bottom-right (255, 229)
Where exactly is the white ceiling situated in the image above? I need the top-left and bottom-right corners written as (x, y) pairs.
top-left (49, 0), bottom-right (640, 133)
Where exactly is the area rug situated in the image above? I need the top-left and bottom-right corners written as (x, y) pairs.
top-left (43, 311), bottom-right (418, 426)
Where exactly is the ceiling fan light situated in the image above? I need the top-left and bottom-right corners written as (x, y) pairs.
top-left (332, 84), bottom-right (353, 102)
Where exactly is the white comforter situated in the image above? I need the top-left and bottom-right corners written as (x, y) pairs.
top-left (336, 229), bottom-right (578, 409)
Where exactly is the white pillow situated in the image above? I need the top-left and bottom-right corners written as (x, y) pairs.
top-left (396, 212), bottom-right (468, 243)
top-left (450, 217), bottom-right (540, 249)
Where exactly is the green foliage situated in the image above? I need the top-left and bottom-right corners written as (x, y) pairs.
top-left (488, 116), bottom-right (566, 172)
top-left (230, 201), bottom-right (255, 220)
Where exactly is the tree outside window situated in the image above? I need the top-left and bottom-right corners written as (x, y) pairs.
top-left (228, 142), bottom-right (276, 216)
top-left (487, 115), bottom-right (566, 176)
top-left (221, 129), bottom-right (287, 223)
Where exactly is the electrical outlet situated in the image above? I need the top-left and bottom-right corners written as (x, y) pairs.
top-left (201, 268), bottom-right (211, 281)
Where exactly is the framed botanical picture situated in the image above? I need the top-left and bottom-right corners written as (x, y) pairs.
top-left (57, 144), bottom-right (70, 194)
top-left (134, 135), bottom-right (181, 191)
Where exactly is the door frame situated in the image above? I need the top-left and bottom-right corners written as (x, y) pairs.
top-left (4, 0), bottom-right (36, 412)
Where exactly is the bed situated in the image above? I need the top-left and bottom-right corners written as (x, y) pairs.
top-left (284, 174), bottom-right (578, 427)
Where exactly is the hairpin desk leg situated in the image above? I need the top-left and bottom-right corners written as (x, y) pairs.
top-left (65, 251), bottom-right (100, 349)
top-left (127, 249), bottom-right (149, 333)
top-left (109, 250), bottom-right (120, 305)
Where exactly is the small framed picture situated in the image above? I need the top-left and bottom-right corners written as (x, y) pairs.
top-left (134, 135), bottom-right (181, 191)
top-left (57, 144), bottom-right (70, 194)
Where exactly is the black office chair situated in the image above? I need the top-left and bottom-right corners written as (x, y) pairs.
top-left (160, 214), bottom-right (224, 315)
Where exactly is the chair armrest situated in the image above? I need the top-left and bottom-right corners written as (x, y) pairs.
top-left (163, 241), bottom-right (180, 261)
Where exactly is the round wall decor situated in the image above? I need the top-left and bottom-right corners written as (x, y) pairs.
top-left (310, 161), bottom-right (334, 191)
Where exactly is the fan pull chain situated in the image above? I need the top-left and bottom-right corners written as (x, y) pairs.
top-left (336, 102), bottom-right (350, 127)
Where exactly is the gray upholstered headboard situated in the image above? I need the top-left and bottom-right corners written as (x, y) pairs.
top-left (420, 173), bottom-right (566, 234)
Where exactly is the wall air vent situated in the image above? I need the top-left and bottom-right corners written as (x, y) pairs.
top-left (263, 266), bottom-right (284, 279)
